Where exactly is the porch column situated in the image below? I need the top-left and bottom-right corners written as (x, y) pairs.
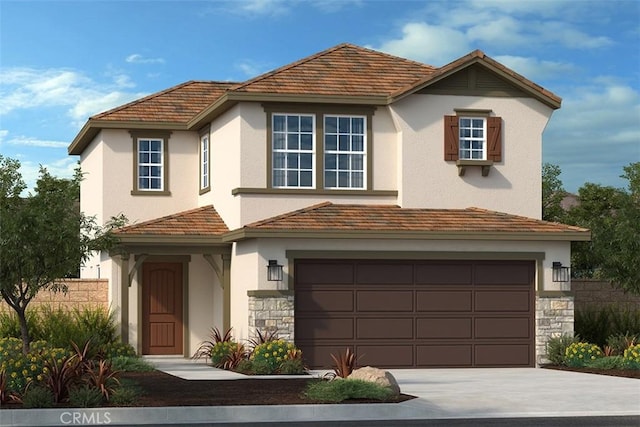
top-left (222, 253), bottom-right (231, 332)
top-left (118, 253), bottom-right (130, 344)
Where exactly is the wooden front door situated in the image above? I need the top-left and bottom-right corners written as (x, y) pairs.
top-left (142, 262), bottom-right (184, 355)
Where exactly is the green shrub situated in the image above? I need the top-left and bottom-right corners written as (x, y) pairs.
top-left (210, 341), bottom-right (242, 367)
top-left (545, 334), bottom-right (579, 365)
top-left (233, 359), bottom-right (254, 375)
top-left (564, 342), bottom-right (604, 367)
top-left (623, 343), bottom-right (640, 365)
top-left (278, 358), bottom-right (306, 375)
top-left (575, 306), bottom-right (640, 347)
top-left (0, 311), bottom-right (42, 340)
top-left (69, 385), bottom-right (104, 408)
top-left (606, 333), bottom-right (638, 356)
top-left (102, 342), bottom-right (137, 359)
top-left (304, 379), bottom-right (394, 403)
top-left (108, 356), bottom-right (154, 372)
top-left (109, 382), bottom-right (141, 406)
top-left (585, 356), bottom-right (626, 370)
top-left (0, 337), bottom-right (69, 394)
top-left (251, 339), bottom-right (298, 374)
top-left (22, 386), bottom-right (54, 408)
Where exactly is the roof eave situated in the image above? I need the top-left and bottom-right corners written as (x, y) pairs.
top-left (68, 119), bottom-right (189, 155)
top-left (115, 234), bottom-right (228, 245)
top-left (223, 229), bottom-right (591, 242)
top-left (189, 92), bottom-right (389, 130)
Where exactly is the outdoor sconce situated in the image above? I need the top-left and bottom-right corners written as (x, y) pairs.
top-left (552, 262), bottom-right (570, 283)
top-left (267, 260), bottom-right (283, 281)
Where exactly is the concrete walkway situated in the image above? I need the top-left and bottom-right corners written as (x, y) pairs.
top-left (2, 357), bottom-right (639, 426)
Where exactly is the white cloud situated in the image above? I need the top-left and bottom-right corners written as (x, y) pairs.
top-left (374, 22), bottom-right (471, 66)
top-left (125, 54), bottom-right (165, 64)
top-left (2, 133), bottom-right (68, 148)
top-left (494, 55), bottom-right (575, 80)
top-left (0, 67), bottom-right (147, 127)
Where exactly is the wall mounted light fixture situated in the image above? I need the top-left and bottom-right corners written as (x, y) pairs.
top-left (552, 262), bottom-right (570, 283)
top-left (267, 260), bottom-right (283, 281)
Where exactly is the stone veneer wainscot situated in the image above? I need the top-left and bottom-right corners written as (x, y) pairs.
top-left (247, 290), bottom-right (295, 342)
top-left (536, 294), bottom-right (574, 365)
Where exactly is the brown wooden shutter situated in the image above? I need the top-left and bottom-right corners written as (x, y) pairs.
top-left (444, 115), bottom-right (459, 161)
top-left (487, 116), bottom-right (502, 162)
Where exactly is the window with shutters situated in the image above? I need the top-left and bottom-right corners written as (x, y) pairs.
top-left (444, 111), bottom-right (502, 177)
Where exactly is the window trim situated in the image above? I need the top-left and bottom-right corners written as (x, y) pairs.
top-left (271, 113), bottom-right (316, 189)
top-left (458, 116), bottom-right (487, 161)
top-left (264, 104), bottom-right (374, 191)
top-left (323, 114), bottom-right (367, 190)
top-left (130, 130), bottom-right (171, 196)
top-left (199, 127), bottom-right (211, 194)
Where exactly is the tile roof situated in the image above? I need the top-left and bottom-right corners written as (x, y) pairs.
top-left (240, 202), bottom-right (589, 236)
top-left (115, 205), bottom-right (229, 236)
top-left (229, 43), bottom-right (436, 97)
top-left (92, 81), bottom-right (236, 123)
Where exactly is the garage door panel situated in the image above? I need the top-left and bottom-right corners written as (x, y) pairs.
top-left (356, 263), bottom-right (413, 284)
top-left (357, 345), bottom-right (414, 367)
top-left (357, 290), bottom-right (413, 311)
top-left (475, 344), bottom-right (531, 366)
top-left (415, 263), bottom-right (472, 285)
top-left (295, 259), bottom-right (534, 368)
top-left (475, 318), bottom-right (531, 339)
top-left (296, 262), bottom-right (354, 285)
top-left (296, 290), bottom-right (354, 312)
top-left (474, 263), bottom-right (532, 285)
top-left (295, 318), bottom-right (353, 340)
top-left (475, 291), bottom-right (530, 312)
top-left (417, 345), bottom-right (472, 367)
top-left (356, 318), bottom-right (413, 339)
top-left (417, 318), bottom-right (472, 339)
top-left (417, 291), bottom-right (472, 311)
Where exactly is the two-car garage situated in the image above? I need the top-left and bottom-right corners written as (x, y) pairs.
top-left (294, 259), bottom-right (535, 369)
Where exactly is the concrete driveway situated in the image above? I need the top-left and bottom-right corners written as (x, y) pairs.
top-left (2, 358), bottom-right (638, 426)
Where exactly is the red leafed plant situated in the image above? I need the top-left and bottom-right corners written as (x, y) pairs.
top-left (192, 327), bottom-right (234, 361)
top-left (84, 359), bottom-right (120, 401)
top-left (328, 347), bottom-right (361, 379)
top-left (248, 329), bottom-right (279, 350)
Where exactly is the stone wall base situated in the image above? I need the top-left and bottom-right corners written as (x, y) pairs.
top-left (536, 295), bottom-right (574, 365)
top-left (247, 290), bottom-right (294, 342)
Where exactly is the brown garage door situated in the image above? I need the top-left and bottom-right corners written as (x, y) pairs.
top-left (294, 259), bottom-right (534, 368)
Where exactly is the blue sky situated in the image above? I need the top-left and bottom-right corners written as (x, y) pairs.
top-left (1, 0), bottom-right (638, 194)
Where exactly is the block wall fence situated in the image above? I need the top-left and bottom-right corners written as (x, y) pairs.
top-left (0, 279), bottom-right (109, 313)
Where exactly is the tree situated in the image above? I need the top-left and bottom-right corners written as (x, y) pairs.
top-left (0, 155), bottom-right (125, 354)
top-left (542, 163), bottom-right (566, 222)
top-left (565, 162), bottom-right (640, 295)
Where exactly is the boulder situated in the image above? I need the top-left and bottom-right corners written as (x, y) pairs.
top-left (348, 366), bottom-right (400, 396)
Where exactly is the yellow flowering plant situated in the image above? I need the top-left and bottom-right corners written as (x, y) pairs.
top-left (250, 340), bottom-right (299, 374)
top-left (623, 344), bottom-right (640, 368)
top-left (564, 342), bottom-right (603, 367)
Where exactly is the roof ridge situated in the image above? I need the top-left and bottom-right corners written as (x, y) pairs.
top-left (465, 207), bottom-right (588, 231)
top-left (91, 81), bottom-right (236, 120)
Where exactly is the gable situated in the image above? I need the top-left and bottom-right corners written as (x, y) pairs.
top-left (418, 64), bottom-right (529, 98)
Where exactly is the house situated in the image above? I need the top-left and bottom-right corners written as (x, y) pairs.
top-left (68, 43), bottom-right (590, 368)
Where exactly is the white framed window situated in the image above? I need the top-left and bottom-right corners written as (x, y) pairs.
top-left (458, 117), bottom-right (486, 160)
top-left (324, 115), bottom-right (366, 189)
top-left (200, 134), bottom-right (209, 191)
top-left (137, 138), bottom-right (164, 190)
top-left (272, 114), bottom-right (315, 188)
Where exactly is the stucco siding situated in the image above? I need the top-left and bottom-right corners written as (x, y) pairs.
top-left (390, 94), bottom-right (553, 218)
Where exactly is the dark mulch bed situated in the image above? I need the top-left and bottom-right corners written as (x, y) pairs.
top-left (541, 364), bottom-right (640, 379)
top-left (118, 371), bottom-right (414, 407)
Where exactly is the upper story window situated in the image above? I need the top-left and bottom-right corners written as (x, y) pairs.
top-left (138, 138), bottom-right (164, 190)
top-left (265, 105), bottom-right (374, 192)
top-left (324, 115), bottom-right (366, 189)
top-left (130, 130), bottom-right (171, 195)
top-left (200, 133), bottom-right (210, 192)
top-left (272, 114), bottom-right (315, 188)
top-left (458, 117), bottom-right (486, 160)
